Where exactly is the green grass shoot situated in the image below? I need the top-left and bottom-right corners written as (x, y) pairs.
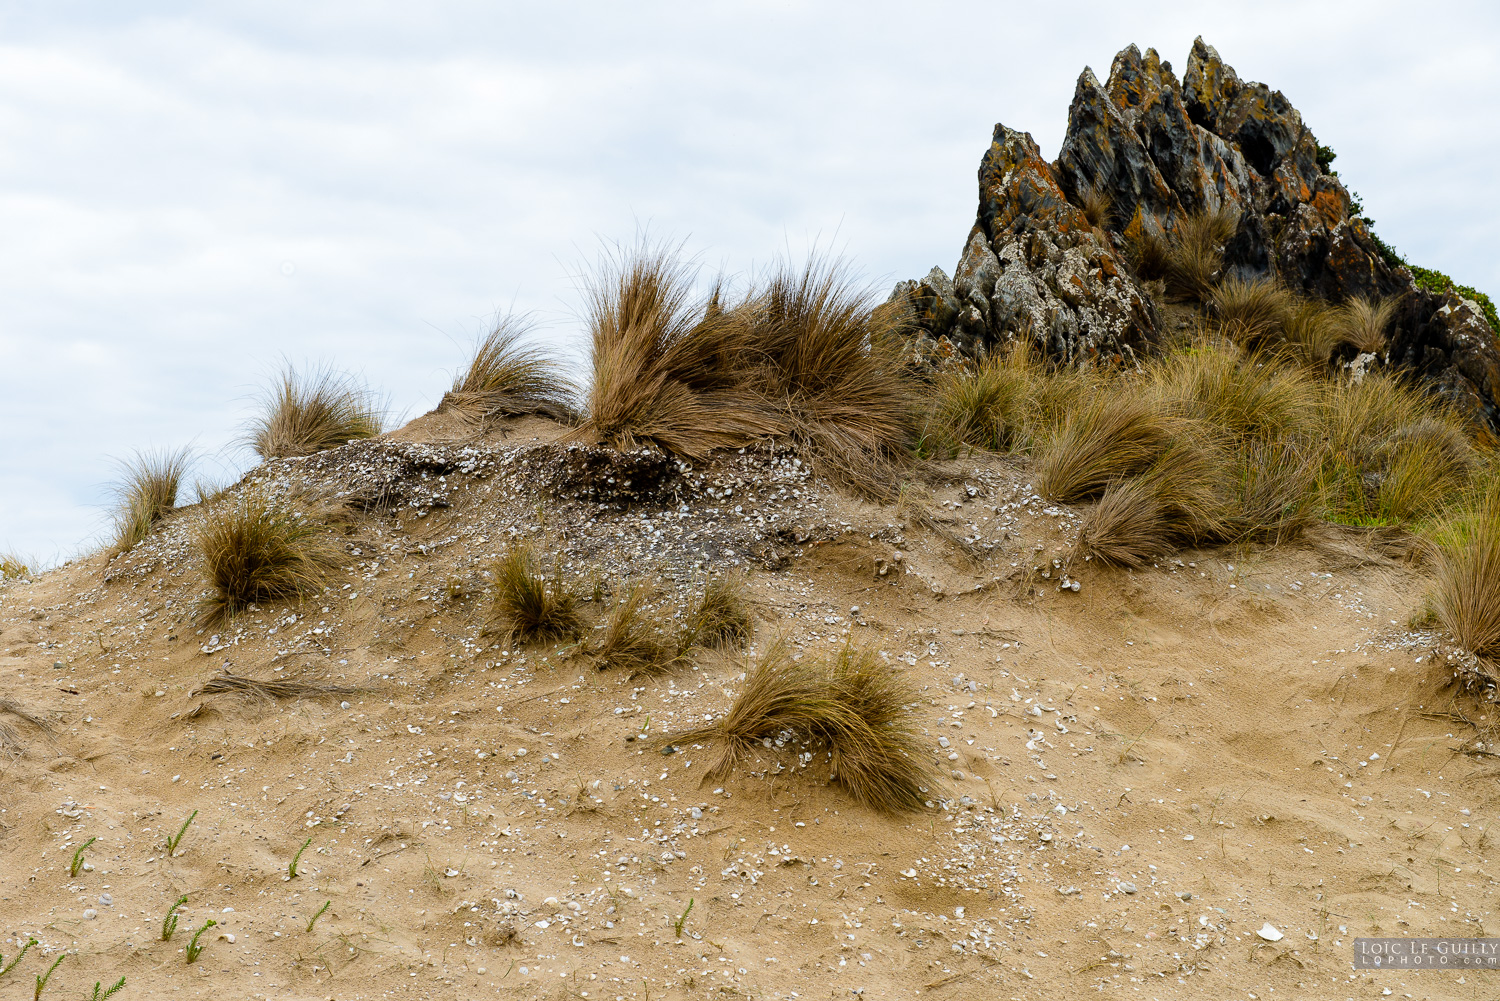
top-left (90, 976), bottom-right (126, 1001)
top-left (69, 836), bottom-right (97, 878)
top-left (307, 899), bottom-right (331, 933)
top-left (0, 938), bottom-right (37, 977)
top-left (185, 919), bottom-right (216, 963)
top-left (33, 953), bottom-right (63, 1001)
top-left (673, 898), bottom-right (694, 938)
top-left (161, 894), bottom-right (188, 941)
top-left (288, 836), bottom-right (312, 878)
top-left (165, 810), bottom-right (197, 854)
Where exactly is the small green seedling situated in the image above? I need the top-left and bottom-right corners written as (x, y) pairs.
top-left (0, 938), bottom-right (37, 977)
top-left (673, 898), bottom-right (694, 938)
top-left (33, 953), bottom-right (63, 1001)
top-left (288, 837), bottom-right (312, 878)
top-left (161, 895), bottom-right (188, 941)
top-left (307, 899), bottom-right (331, 933)
top-left (90, 976), bottom-right (126, 1001)
top-left (69, 837), bottom-right (97, 878)
top-left (185, 919), bottom-right (215, 963)
top-left (164, 810), bottom-right (197, 855)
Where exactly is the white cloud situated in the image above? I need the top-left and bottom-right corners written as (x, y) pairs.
top-left (0, 1), bottom-right (1495, 559)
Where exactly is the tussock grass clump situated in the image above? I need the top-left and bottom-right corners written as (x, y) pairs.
top-left (1078, 185), bottom-right (1112, 230)
top-left (1152, 342), bottom-right (1318, 442)
top-left (678, 577), bottom-right (752, 652)
top-left (446, 316), bottom-right (577, 424)
top-left (1074, 443), bottom-right (1226, 567)
top-left (1334, 295), bottom-right (1398, 356)
top-left (1226, 437), bottom-right (1319, 542)
top-left (0, 553), bottom-right (29, 580)
top-left (1125, 210), bottom-right (1171, 282)
top-left (577, 244), bottom-right (782, 458)
top-left (195, 491), bottom-right (338, 624)
top-left (110, 446), bottom-right (192, 554)
top-left (594, 585), bottom-right (678, 676)
top-left (924, 352), bottom-right (1032, 455)
top-left (1035, 391), bottom-right (1177, 503)
top-left (1210, 277), bottom-right (1295, 347)
top-left (674, 642), bottom-right (932, 813)
top-left (1431, 481), bottom-right (1500, 660)
top-left (1164, 205), bottom-right (1239, 302)
top-left (1280, 298), bottom-right (1342, 367)
top-left (487, 546), bottom-right (581, 645)
top-left (1318, 375), bottom-right (1474, 526)
top-left (741, 256), bottom-right (916, 497)
top-left (578, 245), bottom-right (917, 498)
top-left (247, 365), bottom-right (385, 459)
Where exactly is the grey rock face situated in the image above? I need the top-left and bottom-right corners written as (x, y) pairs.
top-left (894, 37), bottom-right (1500, 427)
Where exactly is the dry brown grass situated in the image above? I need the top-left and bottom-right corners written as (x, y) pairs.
top-left (1333, 295), bottom-right (1399, 356)
top-left (1432, 480), bottom-right (1500, 660)
top-left (1318, 374), bottom-right (1476, 526)
top-left (1074, 442), bottom-right (1226, 567)
top-left (445, 315), bottom-right (577, 424)
top-left (1152, 342), bottom-right (1319, 442)
top-left (109, 446), bottom-right (192, 555)
top-left (0, 553), bottom-right (31, 581)
top-left (593, 584), bottom-right (679, 676)
top-left (923, 352), bottom-right (1032, 455)
top-left (672, 642), bottom-right (932, 813)
top-left (486, 545), bottom-right (582, 645)
top-left (1164, 205), bottom-right (1239, 302)
top-left (1035, 389), bottom-right (1177, 503)
top-left (576, 244), bottom-right (782, 458)
top-left (1125, 210), bottom-right (1171, 282)
top-left (192, 670), bottom-right (359, 701)
top-left (247, 365), bottom-right (385, 460)
top-left (1280, 298), bottom-right (1342, 367)
top-left (1210, 277), bottom-right (1294, 347)
top-left (1226, 437), bottom-right (1319, 542)
top-left (1078, 185), bottom-right (1112, 231)
top-left (194, 490), bottom-right (340, 625)
top-left (740, 256), bottom-right (916, 498)
top-left (0, 698), bottom-right (54, 758)
top-left (677, 577), bottom-right (752, 652)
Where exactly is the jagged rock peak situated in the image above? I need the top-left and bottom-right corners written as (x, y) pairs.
top-left (893, 38), bottom-right (1500, 427)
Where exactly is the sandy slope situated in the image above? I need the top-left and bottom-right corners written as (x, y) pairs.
top-left (1, 420), bottom-right (1497, 1001)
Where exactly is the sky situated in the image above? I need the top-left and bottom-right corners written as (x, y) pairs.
top-left (2, 1), bottom-right (1497, 563)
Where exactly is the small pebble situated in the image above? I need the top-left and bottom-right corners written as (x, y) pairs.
top-left (1117, 882), bottom-right (1137, 894)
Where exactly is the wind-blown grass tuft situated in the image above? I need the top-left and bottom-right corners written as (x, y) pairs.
top-left (1164, 205), bottom-right (1239, 302)
top-left (1035, 391), bottom-right (1177, 503)
top-left (1210, 277), bottom-right (1294, 348)
top-left (1333, 295), bottom-right (1398, 356)
top-left (1432, 480), bottom-right (1500, 661)
top-left (677, 577), bottom-right (752, 652)
top-left (487, 546), bottom-right (581, 645)
top-left (194, 492), bottom-right (338, 625)
top-left (924, 352), bottom-right (1031, 455)
top-left (1074, 442), bottom-right (1226, 567)
top-left (593, 585), bottom-right (679, 676)
top-left (576, 243), bottom-right (782, 458)
top-left (672, 642), bottom-right (933, 813)
top-left (445, 315), bottom-right (577, 425)
top-left (740, 255), bottom-right (916, 498)
top-left (110, 446), bottom-right (192, 555)
top-left (247, 364), bottom-right (385, 459)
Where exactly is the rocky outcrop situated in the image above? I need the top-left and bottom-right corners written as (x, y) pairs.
top-left (897, 37), bottom-right (1500, 427)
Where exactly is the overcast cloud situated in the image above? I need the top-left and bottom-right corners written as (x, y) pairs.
top-left (2, 1), bottom-right (1496, 562)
